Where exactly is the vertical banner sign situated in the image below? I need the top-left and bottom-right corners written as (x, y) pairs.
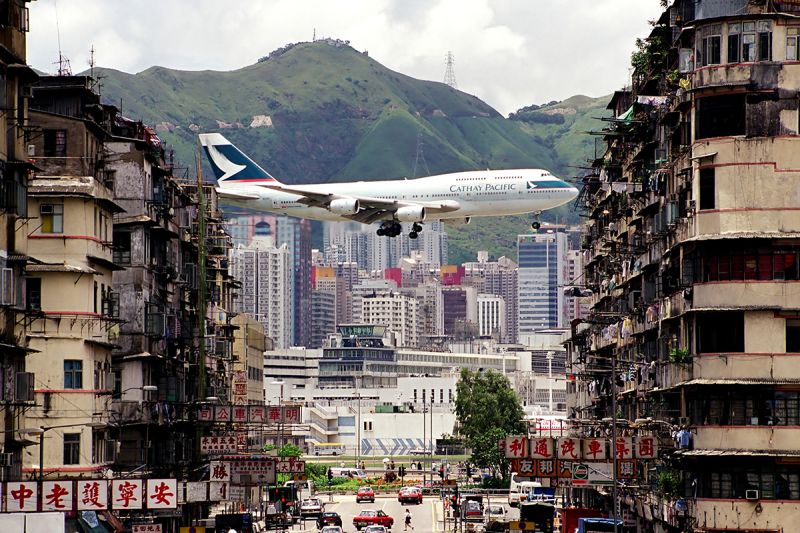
top-left (232, 371), bottom-right (247, 405)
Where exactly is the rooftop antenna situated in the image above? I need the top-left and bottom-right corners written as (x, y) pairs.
top-left (313, 28), bottom-right (316, 42)
top-left (444, 51), bottom-right (457, 89)
top-left (412, 132), bottom-right (430, 177)
top-left (53, 0), bottom-right (72, 76)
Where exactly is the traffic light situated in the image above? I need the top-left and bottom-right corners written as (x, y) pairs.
top-left (438, 465), bottom-right (444, 479)
top-left (399, 465), bottom-right (406, 478)
top-left (327, 468), bottom-right (333, 482)
top-left (465, 463), bottom-right (472, 478)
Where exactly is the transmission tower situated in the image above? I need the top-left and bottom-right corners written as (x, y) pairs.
top-left (412, 132), bottom-right (431, 177)
top-left (443, 51), bottom-right (457, 89)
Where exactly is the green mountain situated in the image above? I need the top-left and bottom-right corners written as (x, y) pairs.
top-left (93, 41), bottom-right (609, 263)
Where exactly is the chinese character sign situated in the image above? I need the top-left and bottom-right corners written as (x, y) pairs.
top-left (132, 525), bottom-right (163, 533)
top-left (7, 481), bottom-right (37, 512)
top-left (147, 479), bottom-right (177, 509)
top-left (215, 406), bottom-right (231, 422)
top-left (77, 480), bottom-right (108, 510)
top-left (282, 405), bottom-right (301, 423)
top-left (582, 438), bottom-right (607, 461)
top-left (232, 406), bottom-right (248, 422)
top-left (529, 437), bottom-right (554, 459)
top-left (249, 406), bottom-right (266, 423)
top-left (197, 406), bottom-right (213, 422)
top-left (617, 460), bottom-right (637, 480)
top-left (210, 461), bottom-right (231, 482)
top-left (557, 438), bottom-right (582, 460)
top-left (615, 437), bottom-right (634, 459)
top-left (635, 436), bottom-right (658, 459)
top-left (112, 479), bottom-right (143, 510)
top-left (43, 481), bottom-right (74, 511)
top-left (504, 436), bottom-right (528, 459)
top-left (267, 406), bottom-right (281, 423)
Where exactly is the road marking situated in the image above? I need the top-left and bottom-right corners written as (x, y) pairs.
top-left (431, 499), bottom-right (438, 533)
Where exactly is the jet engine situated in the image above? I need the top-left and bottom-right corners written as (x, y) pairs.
top-left (328, 198), bottom-right (360, 215)
top-left (395, 205), bottom-right (426, 222)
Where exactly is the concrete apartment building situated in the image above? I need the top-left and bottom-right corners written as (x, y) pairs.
top-left (567, 1), bottom-right (800, 530)
top-left (20, 76), bottom-right (123, 480)
top-left (361, 291), bottom-right (420, 348)
top-left (463, 252), bottom-right (518, 343)
top-left (0, 0), bottom-right (40, 482)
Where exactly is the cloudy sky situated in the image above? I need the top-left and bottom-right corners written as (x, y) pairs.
top-left (27, 0), bottom-right (662, 116)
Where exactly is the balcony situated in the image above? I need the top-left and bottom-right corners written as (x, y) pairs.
top-left (693, 353), bottom-right (800, 382)
top-left (693, 499), bottom-right (800, 531)
top-left (693, 62), bottom-right (783, 92)
top-left (694, 425), bottom-right (800, 453)
top-left (693, 281), bottom-right (800, 310)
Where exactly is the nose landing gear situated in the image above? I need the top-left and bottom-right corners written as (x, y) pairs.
top-left (531, 211), bottom-right (543, 231)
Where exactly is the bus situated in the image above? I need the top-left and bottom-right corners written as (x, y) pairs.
top-left (309, 442), bottom-right (347, 456)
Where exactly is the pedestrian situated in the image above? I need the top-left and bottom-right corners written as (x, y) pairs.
top-left (404, 509), bottom-right (413, 531)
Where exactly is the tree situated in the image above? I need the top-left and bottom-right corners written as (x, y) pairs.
top-left (454, 369), bottom-right (526, 476)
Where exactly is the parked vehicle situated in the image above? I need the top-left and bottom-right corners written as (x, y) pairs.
top-left (317, 512), bottom-right (342, 529)
top-left (285, 479), bottom-right (316, 497)
top-left (364, 526), bottom-right (388, 533)
top-left (353, 510), bottom-right (394, 530)
top-left (357, 486), bottom-right (376, 503)
top-left (398, 486), bottom-right (423, 505)
top-left (309, 442), bottom-right (348, 455)
top-left (577, 517), bottom-right (628, 533)
top-left (463, 500), bottom-right (483, 521)
top-left (508, 472), bottom-right (541, 507)
top-left (322, 527), bottom-right (344, 533)
top-left (408, 448), bottom-right (431, 455)
top-left (483, 505), bottom-right (506, 522)
top-left (300, 498), bottom-right (324, 518)
top-left (519, 502), bottom-right (555, 532)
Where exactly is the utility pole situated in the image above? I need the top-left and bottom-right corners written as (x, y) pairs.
top-left (611, 352), bottom-right (619, 533)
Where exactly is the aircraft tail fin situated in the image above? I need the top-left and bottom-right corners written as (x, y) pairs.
top-left (198, 133), bottom-right (280, 185)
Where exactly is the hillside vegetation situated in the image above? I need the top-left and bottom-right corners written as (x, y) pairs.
top-left (94, 41), bottom-right (609, 263)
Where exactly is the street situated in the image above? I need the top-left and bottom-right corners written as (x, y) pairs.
top-left (284, 493), bottom-right (520, 533)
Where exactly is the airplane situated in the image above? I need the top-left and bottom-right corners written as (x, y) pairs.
top-left (199, 133), bottom-right (578, 239)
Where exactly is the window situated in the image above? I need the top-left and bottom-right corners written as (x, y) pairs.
top-left (728, 23), bottom-right (741, 63)
top-left (699, 168), bottom-right (715, 210)
top-left (758, 21), bottom-right (772, 61)
top-left (64, 360), bottom-right (83, 389)
top-left (63, 433), bottom-right (80, 465)
top-left (697, 312), bottom-right (744, 353)
top-left (40, 203), bottom-right (63, 233)
top-left (787, 319), bottom-right (800, 352)
top-left (43, 129), bottom-right (67, 157)
top-left (113, 231), bottom-right (132, 264)
top-left (696, 94), bottom-right (746, 139)
top-left (26, 277), bottom-right (41, 310)
top-left (742, 22), bottom-right (757, 61)
top-left (699, 24), bottom-right (722, 66)
top-left (787, 27), bottom-right (800, 61)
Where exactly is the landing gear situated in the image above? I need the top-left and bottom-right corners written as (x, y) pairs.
top-left (377, 221), bottom-right (403, 237)
top-left (409, 231), bottom-right (418, 239)
top-left (409, 223), bottom-right (422, 239)
top-left (531, 211), bottom-right (542, 231)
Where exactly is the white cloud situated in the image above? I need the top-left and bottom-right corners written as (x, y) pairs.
top-left (27, 0), bottom-right (663, 115)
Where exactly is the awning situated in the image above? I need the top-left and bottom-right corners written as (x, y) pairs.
top-left (680, 378), bottom-right (800, 386)
top-left (675, 449), bottom-right (800, 458)
top-left (617, 105), bottom-right (635, 122)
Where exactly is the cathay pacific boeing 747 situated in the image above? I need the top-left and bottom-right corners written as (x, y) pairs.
top-left (199, 133), bottom-right (578, 239)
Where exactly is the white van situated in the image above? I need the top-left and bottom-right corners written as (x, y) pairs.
top-left (508, 472), bottom-right (541, 506)
top-left (284, 479), bottom-right (316, 497)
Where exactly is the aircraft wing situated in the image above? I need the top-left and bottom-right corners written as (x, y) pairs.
top-left (261, 184), bottom-right (460, 224)
top-left (215, 187), bottom-right (262, 200)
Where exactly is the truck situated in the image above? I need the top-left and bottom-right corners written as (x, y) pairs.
top-left (577, 517), bottom-right (627, 533)
top-left (519, 501), bottom-right (555, 532)
top-left (558, 508), bottom-right (604, 533)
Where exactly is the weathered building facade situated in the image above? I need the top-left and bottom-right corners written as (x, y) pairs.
top-left (568, 1), bottom-right (800, 531)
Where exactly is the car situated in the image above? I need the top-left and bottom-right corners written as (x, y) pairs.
top-left (317, 512), bottom-right (343, 529)
top-left (484, 505), bottom-right (506, 522)
top-left (353, 510), bottom-right (394, 530)
top-left (357, 486), bottom-right (375, 503)
top-left (364, 526), bottom-right (388, 533)
top-left (463, 500), bottom-right (483, 521)
top-left (408, 448), bottom-right (431, 456)
top-left (398, 486), bottom-right (423, 505)
top-left (300, 498), bottom-right (324, 518)
top-left (322, 527), bottom-right (344, 533)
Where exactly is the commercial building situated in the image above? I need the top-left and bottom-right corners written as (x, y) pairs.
top-left (518, 231), bottom-right (569, 335)
top-left (567, 1), bottom-right (800, 530)
top-left (464, 252), bottom-right (518, 342)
